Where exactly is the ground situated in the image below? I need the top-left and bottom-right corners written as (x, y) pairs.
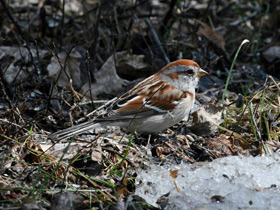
top-left (0, 0), bottom-right (279, 209)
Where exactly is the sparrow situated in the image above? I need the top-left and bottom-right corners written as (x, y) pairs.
top-left (50, 59), bottom-right (207, 141)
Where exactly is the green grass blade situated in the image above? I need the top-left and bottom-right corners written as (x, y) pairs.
top-left (222, 39), bottom-right (250, 104)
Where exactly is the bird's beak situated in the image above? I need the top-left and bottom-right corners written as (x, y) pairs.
top-left (198, 68), bottom-right (208, 77)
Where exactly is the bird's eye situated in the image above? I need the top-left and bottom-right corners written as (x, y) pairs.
top-left (186, 69), bottom-right (194, 75)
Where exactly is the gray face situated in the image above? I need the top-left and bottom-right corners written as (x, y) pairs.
top-left (159, 65), bottom-right (201, 92)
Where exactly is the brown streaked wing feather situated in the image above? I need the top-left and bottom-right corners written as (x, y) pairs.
top-left (100, 94), bottom-right (157, 120)
top-left (102, 75), bottom-right (164, 116)
top-left (116, 95), bottom-right (150, 114)
top-left (144, 84), bottom-right (187, 111)
top-left (103, 80), bottom-right (189, 120)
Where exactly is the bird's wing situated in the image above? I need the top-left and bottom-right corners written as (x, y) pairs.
top-left (99, 76), bottom-right (189, 120)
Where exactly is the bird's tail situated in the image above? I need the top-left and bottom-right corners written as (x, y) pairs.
top-left (49, 121), bottom-right (103, 141)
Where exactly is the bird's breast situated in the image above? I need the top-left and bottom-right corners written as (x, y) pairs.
top-left (168, 92), bottom-right (195, 122)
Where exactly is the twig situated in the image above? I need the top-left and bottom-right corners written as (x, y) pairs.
top-left (145, 18), bottom-right (170, 63)
top-left (253, 77), bottom-right (268, 115)
top-left (0, 0), bottom-right (25, 38)
top-left (268, 75), bottom-right (280, 92)
top-left (26, 0), bottom-right (46, 30)
top-left (86, 50), bottom-right (94, 109)
top-left (88, 1), bottom-right (102, 64)
top-left (75, 97), bottom-right (118, 123)
top-left (113, 5), bottom-right (122, 49)
top-left (249, 102), bottom-right (262, 140)
top-left (60, 0), bottom-right (66, 48)
top-left (249, 102), bottom-right (269, 154)
top-left (1, 0), bottom-right (41, 80)
top-left (73, 100), bottom-right (110, 107)
top-left (0, 118), bottom-right (28, 132)
top-left (160, 0), bottom-right (177, 35)
top-left (215, 11), bottom-right (259, 31)
top-left (47, 44), bottom-right (75, 110)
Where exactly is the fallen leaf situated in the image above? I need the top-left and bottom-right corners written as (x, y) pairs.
top-left (169, 169), bottom-right (178, 179)
top-left (51, 192), bottom-right (86, 210)
top-left (195, 19), bottom-right (229, 62)
top-left (81, 50), bottom-right (148, 98)
top-left (0, 46), bottom-right (48, 84)
top-left (262, 46), bottom-right (280, 62)
top-left (47, 50), bottom-right (82, 89)
top-left (91, 144), bottom-right (103, 164)
top-left (191, 103), bottom-right (223, 135)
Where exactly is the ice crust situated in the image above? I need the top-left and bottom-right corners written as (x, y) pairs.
top-left (134, 155), bottom-right (280, 209)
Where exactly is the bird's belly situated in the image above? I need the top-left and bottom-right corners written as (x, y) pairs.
top-left (135, 97), bottom-right (194, 133)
